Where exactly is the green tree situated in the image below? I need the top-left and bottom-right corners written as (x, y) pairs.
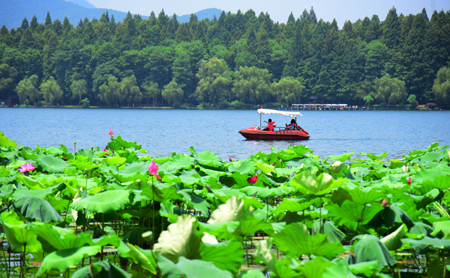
top-left (407, 94), bottom-right (418, 107)
top-left (271, 77), bottom-right (305, 106)
top-left (120, 75), bottom-right (142, 106)
top-left (374, 74), bottom-right (408, 104)
top-left (194, 57), bottom-right (232, 104)
top-left (15, 75), bottom-right (39, 104)
top-left (233, 66), bottom-right (272, 104)
top-left (70, 79), bottom-right (87, 106)
top-left (40, 76), bottom-right (63, 105)
top-left (141, 81), bottom-right (160, 106)
top-left (162, 79), bottom-right (183, 105)
top-left (432, 67), bottom-right (450, 107)
top-left (99, 76), bottom-right (121, 106)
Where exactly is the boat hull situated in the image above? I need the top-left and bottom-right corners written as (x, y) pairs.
top-left (239, 127), bottom-right (310, 140)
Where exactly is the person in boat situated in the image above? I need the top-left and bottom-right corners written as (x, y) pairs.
top-left (286, 119), bottom-right (297, 130)
top-left (263, 119), bottom-right (275, 131)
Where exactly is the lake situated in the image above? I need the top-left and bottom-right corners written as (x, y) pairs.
top-left (1, 108), bottom-right (449, 160)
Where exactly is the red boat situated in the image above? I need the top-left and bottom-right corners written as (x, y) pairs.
top-left (239, 109), bottom-right (310, 140)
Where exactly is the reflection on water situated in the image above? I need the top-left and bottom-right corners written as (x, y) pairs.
top-left (1, 108), bottom-right (449, 160)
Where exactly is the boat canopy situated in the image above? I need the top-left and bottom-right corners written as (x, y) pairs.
top-left (257, 109), bottom-right (302, 117)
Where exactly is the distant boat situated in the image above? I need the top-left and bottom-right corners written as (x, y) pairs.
top-left (239, 109), bottom-right (310, 140)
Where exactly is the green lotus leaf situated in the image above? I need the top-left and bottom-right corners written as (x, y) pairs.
top-left (102, 156), bottom-right (127, 166)
top-left (273, 222), bottom-right (344, 259)
top-left (110, 162), bottom-right (148, 182)
top-left (208, 196), bottom-right (253, 224)
top-left (346, 186), bottom-right (385, 206)
top-left (92, 233), bottom-right (122, 247)
top-left (178, 190), bottom-right (210, 217)
top-left (228, 159), bottom-right (257, 175)
top-left (0, 133), bottom-right (17, 148)
top-left (254, 161), bottom-right (275, 174)
top-left (254, 239), bottom-right (299, 278)
top-left (154, 215), bottom-right (202, 263)
top-left (413, 168), bottom-right (447, 184)
top-left (71, 190), bottom-right (131, 214)
top-left (1, 210), bottom-right (42, 253)
top-left (380, 224), bottom-right (408, 251)
top-left (189, 146), bottom-right (222, 167)
top-left (408, 222), bottom-right (434, 237)
top-left (402, 236), bottom-right (450, 253)
top-left (330, 187), bottom-right (352, 206)
top-left (322, 258), bottom-right (356, 278)
top-left (232, 215), bottom-right (271, 237)
top-left (199, 221), bottom-right (240, 239)
top-left (200, 240), bottom-right (243, 275)
top-left (36, 154), bottom-right (70, 173)
top-left (69, 159), bottom-right (99, 171)
top-left (13, 195), bottom-right (62, 222)
top-left (127, 244), bottom-right (157, 274)
top-left (17, 174), bottom-right (46, 190)
top-left (290, 172), bottom-right (343, 195)
top-left (19, 148), bottom-right (38, 160)
top-left (236, 270), bottom-right (266, 278)
top-left (327, 202), bottom-right (384, 231)
top-left (364, 152), bottom-right (389, 160)
top-left (36, 245), bottom-right (101, 276)
top-left (72, 261), bottom-right (131, 278)
top-left (158, 255), bottom-right (233, 278)
top-left (431, 221), bottom-right (450, 239)
top-left (12, 187), bottom-right (54, 200)
top-left (348, 261), bottom-right (380, 277)
top-left (273, 197), bottom-right (313, 214)
top-left (350, 235), bottom-right (396, 269)
top-left (32, 223), bottom-right (93, 253)
top-left (326, 152), bottom-right (355, 162)
top-left (298, 256), bottom-right (333, 278)
top-left (312, 221), bottom-right (346, 243)
top-left (159, 154), bottom-right (195, 174)
top-left (197, 165), bottom-right (227, 179)
top-left (430, 175), bottom-right (450, 190)
top-left (107, 136), bottom-right (141, 150)
top-left (142, 182), bottom-right (181, 203)
top-left (179, 169), bottom-right (201, 187)
top-left (240, 186), bottom-right (294, 198)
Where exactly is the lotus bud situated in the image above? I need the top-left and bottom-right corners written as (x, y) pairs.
top-left (149, 161), bottom-right (161, 179)
top-left (407, 177), bottom-right (412, 186)
top-left (381, 199), bottom-right (389, 207)
top-left (229, 157), bottom-right (232, 162)
top-left (247, 175), bottom-right (257, 184)
top-left (401, 164), bottom-right (408, 173)
top-left (109, 128), bottom-right (113, 136)
top-left (206, 185), bottom-right (211, 190)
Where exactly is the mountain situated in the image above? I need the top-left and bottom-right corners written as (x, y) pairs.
top-left (65, 0), bottom-right (96, 9)
top-left (1, 0), bottom-right (222, 29)
top-left (177, 8), bottom-right (223, 22)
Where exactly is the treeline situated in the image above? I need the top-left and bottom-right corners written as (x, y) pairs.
top-left (1, 7), bottom-right (450, 108)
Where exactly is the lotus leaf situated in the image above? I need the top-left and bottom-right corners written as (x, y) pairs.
top-left (240, 186), bottom-right (294, 198)
top-left (254, 239), bottom-right (298, 278)
top-left (326, 152), bottom-right (355, 162)
top-left (36, 154), bottom-right (69, 173)
top-left (380, 224), bottom-right (407, 250)
top-left (236, 270), bottom-right (266, 278)
top-left (178, 190), bottom-right (210, 216)
top-left (36, 245), bottom-right (101, 276)
top-left (402, 236), bottom-right (450, 253)
top-left (254, 161), bottom-right (275, 174)
top-left (0, 132), bottom-right (17, 147)
top-left (322, 258), bottom-right (357, 278)
top-left (72, 261), bottom-right (131, 278)
top-left (200, 240), bottom-right (243, 274)
top-left (312, 221), bottom-right (346, 243)
top-left (127, 244), bottom-right (157, 274)
top-left (228, 159), bottom-right (257, 175)
top-left (273, 222), bottom-right (345, 259)
top-left (17, 174), bottom-right (46, 190)
top-left (273, 197), bottom-right (313, 214)
top-left (291, 172), bottom-right (343, 195)
top-left (71, 190), bottom-right (131, 213)
top-left (102, 156), bottom-right (127, 166)
top-left (298, 256), bottom-right (334, 278)
top-left (154, 215), bottom-right (203, 262)
top-left (326, 202), bottom-right (384, 231)
top-left (431, 221), bottom-right (450, 239)
top-left (345, 186), bottom-right (385, 205)
top-left (348, 260), bottom-right (380, 277)
top-left (13, 195), bottom-right (62, 222)
top-left (1, 210), bottom-right (42, 253)
top-left (158, 255), bottom-right (233, 278)
top-left (350, 235), bottom-right (396, 269)
top-left (189, 146), bottom-right (222, 167)
top-left (208, 196), bottom-right (253, 224)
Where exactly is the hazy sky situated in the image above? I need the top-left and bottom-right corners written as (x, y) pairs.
top-left (86, 0), bottom-right (450, 26)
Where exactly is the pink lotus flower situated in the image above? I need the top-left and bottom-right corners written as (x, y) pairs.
top-left (109, 128), bottom-right (113, 136)
top-left (103, 149), bottom-right (110, 156)
top-left (206, 185), bottom-right (211, 190)
top-left (272, 162), bottom-right (276, 166)
top-left (407, 177), bottom-right (412, 186)
top-left (229, 157), bottom-right (232, 162)
top-left (247, 175), bottom-right (257, 184)
top-left (18, 162), bottom-right (35, 173)
top-left (149, 161), bottom-right (161, 179)
top-left (381, 199), bottom-right (389, 207)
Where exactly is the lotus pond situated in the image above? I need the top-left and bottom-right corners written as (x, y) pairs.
top-left (0, 131), bottom-right (449, 278)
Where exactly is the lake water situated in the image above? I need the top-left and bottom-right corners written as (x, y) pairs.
top-left (1, 108), bottom-right (449, 160)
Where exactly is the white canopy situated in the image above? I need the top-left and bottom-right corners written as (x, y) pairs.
top-left (257, 109), bottom-right (302, 117)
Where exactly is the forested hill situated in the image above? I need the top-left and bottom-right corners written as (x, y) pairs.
top-left (1, 7), bottom-right (450, 109)
top-left (0, 0), bottom-right (223, 28)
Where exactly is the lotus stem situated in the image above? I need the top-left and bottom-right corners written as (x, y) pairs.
top-left (22, 243), bottom-right (26, 278)
top-left (152, 176), bottom-right (155, 247)
top-left (319, 197), bottom-right (323, 232)
top-left (101, 213), bottom-right (105, 261)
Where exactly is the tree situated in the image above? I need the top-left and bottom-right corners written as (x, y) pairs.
top-left (233, 66), bottom-right (272, 104)
top-left (40, 76), bottom-right (63, 105)
top-left (141, 81), bottom-right (160, 106)
top-left (407, 94), bottom-right (418, 107)
top-left (374, 74), bottom-right (408, 104)
top-left (194, 57), bottom-right (232, 104)
top-left (271, 77), bottom-right (305, 106)
top-left (432, 67), bottom-right (450, 107)
top-left (162, 79), bottom-right (183, 105)
top-left (120, 75), bottom-right (142, 106)
top-left (70, 79), bottom-right (87, 105)
top-left (99, 76), bottom-right (121, 106)
top-left (16, 75), bottom-right (39, 104)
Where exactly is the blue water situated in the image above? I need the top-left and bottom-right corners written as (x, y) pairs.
top-left (1, 108), bottom-right (449, 160)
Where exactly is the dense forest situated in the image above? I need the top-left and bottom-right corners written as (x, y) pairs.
top-left (1, 7), bottom-right (450, 108)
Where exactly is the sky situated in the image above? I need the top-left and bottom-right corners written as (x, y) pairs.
top-left (85, 0), bottom-right (450, 26)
